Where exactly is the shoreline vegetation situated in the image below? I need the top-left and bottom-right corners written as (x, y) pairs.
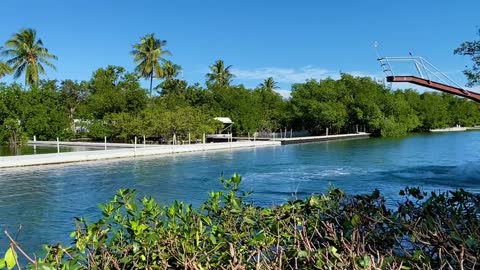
top-left (1, 27), bottom-right (480, 269)
top-left (1, 174), bottom-right (479, 269)
top-left (0, 29), bottom-right (480, 146)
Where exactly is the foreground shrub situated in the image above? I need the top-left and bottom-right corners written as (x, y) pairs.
top-left (1, 174), bottom-right (479, 269)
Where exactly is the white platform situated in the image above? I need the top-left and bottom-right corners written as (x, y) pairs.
top-left (0, 141), bottom-right (280, 168)
top-left (430, 127), bottom-right (467, 132)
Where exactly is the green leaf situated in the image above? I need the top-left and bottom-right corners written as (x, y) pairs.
top-left (0, 258), bottom-right (5, 269)
top-left (37, 263), bottom-right (56, 270)
top-left (4, 248), bottom-right (16, 270)
top-left (351, 214), bottom-right (361, 226)
top-left (243, 217), bottom-right (255, 225)
top-left (209, 234), bottom-right (217, 244)
top-left (355, 255), bottom-right (371, 268)
top-left (465, 236), bottom-right (478, 249)
top-left (315, 258), bottom-right (324, 268)
top-left (298, 250), bottom-right (307, 258)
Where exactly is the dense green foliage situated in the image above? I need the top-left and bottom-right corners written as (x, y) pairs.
top-left (1, 29), bottom-right (480, 145)
top-left (1, 70), bottom-right (480, 145)
top-left (290, 74), bottom-right (480, 136)
top-left (2, 174), bottom-right (479, 269)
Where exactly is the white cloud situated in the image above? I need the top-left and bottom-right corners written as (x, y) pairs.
top-left (233, 66), bottom-right (382, 85)
top-left (233, 66), bottom-right (334, 83)
top-left (274, 89), bottom-right (292, 99)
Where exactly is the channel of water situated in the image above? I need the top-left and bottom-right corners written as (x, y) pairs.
top-left (0, 131), bottom-right (479, 256)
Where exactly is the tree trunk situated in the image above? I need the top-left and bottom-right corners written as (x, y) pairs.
top-left (149, 73), bottom-right (153, 96)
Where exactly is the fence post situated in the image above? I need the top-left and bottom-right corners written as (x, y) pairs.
top-left (57, 137), bottom-right (60, 153)
top-left (326, 128), bottom-right (329, 136)
top-left (33, 135), bottom-right (37, 154)
top-left (134, 136), bottom-right (137, 156)
top-left (104, 136), bottom-right (107, 150)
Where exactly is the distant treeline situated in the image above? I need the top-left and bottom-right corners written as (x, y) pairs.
top-left (1, 70), bottom-right (479, 145)
top-left (1, 29), bottom-right (479, 145)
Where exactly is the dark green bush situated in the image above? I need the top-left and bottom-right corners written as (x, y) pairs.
top-left (1, 174), bottom-right (479, 269)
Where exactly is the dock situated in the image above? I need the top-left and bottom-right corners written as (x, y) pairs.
top-left (234, 133), bottom-right (371, 145)
top-left (278, 133), bottom-right (370, 145)
top-left (0, 141), bottom-right (280, 168)
top-left (0, 133), bottom-right (371, 169)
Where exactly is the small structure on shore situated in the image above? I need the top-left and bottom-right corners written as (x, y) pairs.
top-left (207, 117), bottom-right (233, 142)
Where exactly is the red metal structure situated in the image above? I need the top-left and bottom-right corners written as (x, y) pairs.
top-left (376, 49), bottom-right (480, 102)
top-left (386, 75), bottom-right (480, 102)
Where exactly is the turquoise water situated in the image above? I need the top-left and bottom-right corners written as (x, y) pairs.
top-left (0, 131), bottom-right (479, 256)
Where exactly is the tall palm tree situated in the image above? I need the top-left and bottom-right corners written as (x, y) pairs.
top-left (206, 60), bottom-right (235, 86)
top-left (258, 77), bottom-right (278, 91)
top-left (162, 61), bottom-right (182, 81)
top-left (3, 29), bottom-right (57, 86)
top-left (131, 33), bottom-right (171, 95)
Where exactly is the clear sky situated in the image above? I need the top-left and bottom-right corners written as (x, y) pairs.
top-left (0, 0), bottom-right (478, 97)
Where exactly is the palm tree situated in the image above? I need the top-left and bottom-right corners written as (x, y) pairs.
top-left (0, 62), bottom-right (11, 79)
top-left (259, 77), bottom-right (278, 91)
top-left (206, 60), bottom-right (235, 86)
top-left (162, 61), bottom-right (182, 81)
top-left (0, 47), bottom-right (12, 78)
top-left (131, 33), bottom-right (171, 95)
top-left (3, 29), bottom-right (57, 86)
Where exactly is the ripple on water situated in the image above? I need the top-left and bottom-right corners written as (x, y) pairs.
top-left (0, 132), bottom-right (480, 255)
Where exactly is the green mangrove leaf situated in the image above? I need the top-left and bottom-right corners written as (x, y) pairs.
top-left (4, 248), bottom-right (16, 270)
top-left (298, 250), bottom-right (307, 258)
top-left (243, 217), bottom-right (255, 225)
top-left (37, 263), bottom-right (56, 270)
top-left (351, 214), bottom-right (361, 226)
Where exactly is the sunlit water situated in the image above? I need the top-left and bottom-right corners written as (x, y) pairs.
top-left (0, 131), bottom-right (479, 257)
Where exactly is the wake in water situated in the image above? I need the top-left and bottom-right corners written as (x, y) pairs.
top-left (386, 163), bottom-right (480, 190)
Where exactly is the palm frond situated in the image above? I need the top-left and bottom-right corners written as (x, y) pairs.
top-left (13, 63), bottom-right (26, 79)
top-left (0, 61), bottom-right (12, 77)
top-left (4, 28), bottom-right (57, 85)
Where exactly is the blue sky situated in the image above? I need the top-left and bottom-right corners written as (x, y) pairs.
top-left (0, 0), bottom-right (478, 97)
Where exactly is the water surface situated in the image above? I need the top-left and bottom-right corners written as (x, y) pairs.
top-left (0, 145), bottom-right (100, 156)
top-left (0, 131), bottom-right (479, 255)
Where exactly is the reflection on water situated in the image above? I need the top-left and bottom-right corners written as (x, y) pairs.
top-left (0, 144), bottom-right (100, 156)
top-left (0, 131), bottom-right (479, 256)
